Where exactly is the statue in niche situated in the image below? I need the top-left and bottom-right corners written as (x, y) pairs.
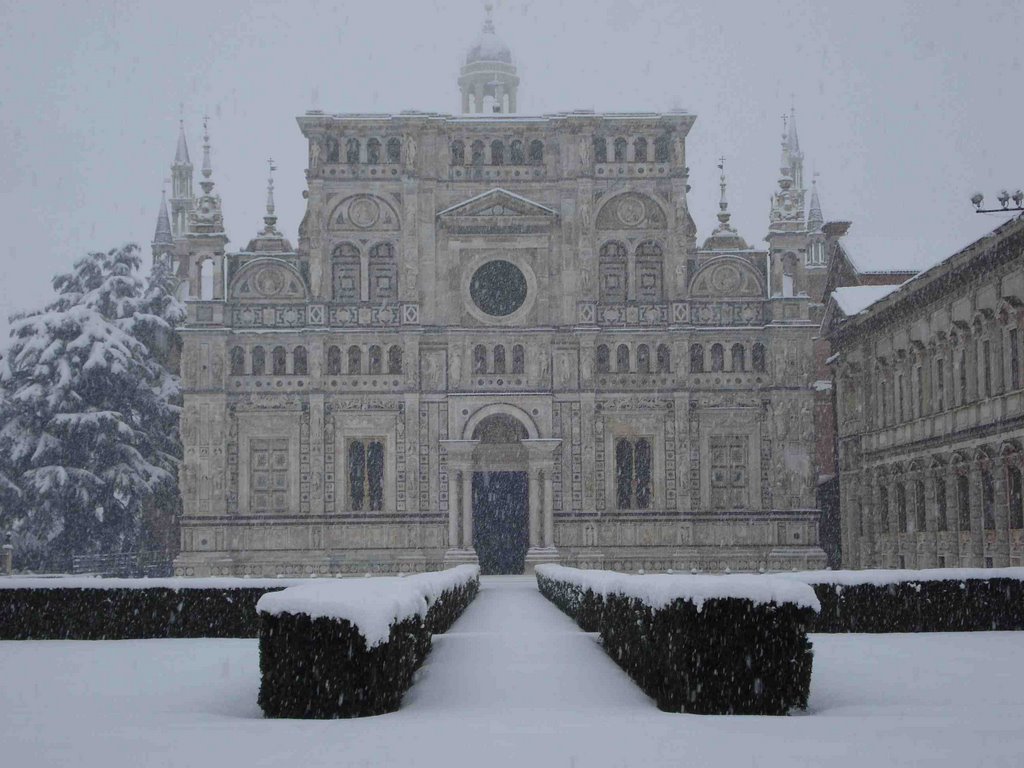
top-left (581, 351), bottom-right (593, 381)
top-left (577, 135), bottom-right (591, 169)
top-left (404, 134), bottom-right (417, 167)
top-left (211, 351), bottom-right (223, 383)
top-left (183, 466), bottom-right (196, 498)
top-left (578, 196), bottom-right (592, 231)
top-left (557, 354), bottom-right (572, 387)
top-left (309, 139), bottom-right (321, 171)
top-left (450, 348), bottom-right (462, 384)
top-left (423, 354), bottom-right (440, 390)
top-left (540, 353), bottom-right (551, 382)
top-left (183, 406), bottom-right (198, 444)
top-left (312, 471), bottom-right (323, 500)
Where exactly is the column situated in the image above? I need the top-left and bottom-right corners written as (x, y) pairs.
top-left (543, 467), bottom-right (555, 548)
top-left (462, 469), bottom-right (473, 549)
top-left (528, 466), bottom-right (540, 548)
top-left (448, 470), bottom-right (461, 549)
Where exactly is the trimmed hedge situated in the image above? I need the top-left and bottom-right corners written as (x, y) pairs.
top-left (537, 566), bottom-right (817, 715)
top-left (0, 578), bottom-right (305, 640)
top-left (790, 569), bottom-right (1024, 633)
top-left (258, 567), bottom-right (479, 719)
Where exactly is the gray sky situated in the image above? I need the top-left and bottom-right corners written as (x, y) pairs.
top-left (1, 0), bottom-right (1021, 331)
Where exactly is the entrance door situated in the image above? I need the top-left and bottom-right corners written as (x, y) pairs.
top-left (472, 471), bottom-right (529, 575)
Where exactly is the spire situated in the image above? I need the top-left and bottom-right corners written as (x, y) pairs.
top-left (808, 174), bottom-right (824, 231)
top-left (786, 105), bottom-right (800, 155)
top-left (483, 1), bottom-right (495, 33)
top-left (702, 156), bottom-right (749, 251)
top-left (199, 115), bottom-right (214, 194)
top-left (460, 2), bottom-right (519, 112)
top-left (174, 119), bottom-right (191, 166)
top-left (153, 187), bottom-right (173, 245)
top-left (261, 157), bottom-right (281, 236)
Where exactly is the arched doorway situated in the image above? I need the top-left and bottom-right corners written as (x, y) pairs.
top-left (470, 414), bottom-right (530, 574)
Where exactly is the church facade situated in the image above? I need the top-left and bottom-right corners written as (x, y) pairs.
top-left (154, 11), bottom-right (828, 576)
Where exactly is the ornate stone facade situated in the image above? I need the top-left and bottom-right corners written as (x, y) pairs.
top-left (159, 14), bottom-right (827, 576)
top-left (826, 215), bottom-right (1024, 568)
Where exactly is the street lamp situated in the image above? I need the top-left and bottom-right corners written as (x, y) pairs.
top-left (972, 189), bottom-right (1024, 213)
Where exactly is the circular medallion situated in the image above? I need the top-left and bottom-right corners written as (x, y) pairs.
top-left (349, 197), bottom-right (380, 228)
top-left (616, 196), bottom-right (646, 227)
top-left (253, 266), bottom-right (285, 296)
top-left (469, 260), bottom-right (528, 317)
top-left (709, 264), bottom-right (742, 294)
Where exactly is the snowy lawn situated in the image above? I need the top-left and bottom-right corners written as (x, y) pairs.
top-left (2, 576), bottom-right (1023, 768)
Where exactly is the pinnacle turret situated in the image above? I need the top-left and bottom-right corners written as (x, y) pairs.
top-left (702, 157), bottom-right (749, 251)
top-left (808, 176), bottom-right (824, 231)
top-left (174, 120), bottom-right (191, 166)
top-left (153, 188), bottom-right (173, 245)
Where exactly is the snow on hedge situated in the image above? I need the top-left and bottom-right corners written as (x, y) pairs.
top-left (536, 564), bottom-right (820, 612)
top-left (785, 567), bottom-right (1024, 587)
top-left (256, 565), bottom-right (479, 647)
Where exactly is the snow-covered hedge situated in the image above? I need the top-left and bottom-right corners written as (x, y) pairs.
top-left (257, 565), bottom-right (479, 719)
top-left (536, 565), bottom-right (818, 715)
top-left (0, 577), bottom-right (307, 640)
top-left (786, 568), bottom-right (1024, 633)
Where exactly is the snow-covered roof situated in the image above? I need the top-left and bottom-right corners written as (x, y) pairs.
top-left (832, 284), bottom-right (902, 316)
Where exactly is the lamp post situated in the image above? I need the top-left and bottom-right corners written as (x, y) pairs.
top-left (2, 533), bottom-right (12, 576)
top-left (971, 190), bottom-right (1024, 214)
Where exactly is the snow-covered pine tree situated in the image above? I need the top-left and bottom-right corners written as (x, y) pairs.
top-left (0, 244), bottom-right (184, 569)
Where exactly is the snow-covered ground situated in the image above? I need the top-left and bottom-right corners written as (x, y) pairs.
top-left (1, 576), bottom-right (1022, 768)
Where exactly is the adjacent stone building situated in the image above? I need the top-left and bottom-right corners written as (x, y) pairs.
top-left (154, 10), bottom-right (828, 576)
top-left (824, 213), bottom-right (1024, 568)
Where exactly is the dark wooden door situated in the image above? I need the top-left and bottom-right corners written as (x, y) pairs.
top-left (472, 471), bottom-right (529, 575)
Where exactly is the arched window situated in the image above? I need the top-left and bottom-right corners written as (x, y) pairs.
top-left (596, 344), bottom-right (611, 374)
top-left (615, 438), bottom-right (652, 510)
top-left (656, 344), bottom-right (670, 373)
top-left (198, 258), bottom-right (214, 300)
top-left (510, 139), bottom-right (524, 165)
top-left (599, 241), bottom-right (628, 303)
top-left (731, 343), bottom-right (745, 372)
top-left (348, 439), bottom-right (384, 512)
top-left (915, 479), bottom-right (926, 532)
top-left (512, 344), bottom-right (525, 374)
top-left (388, 346), bottom-right (403, 374)
top-left (633, 137), bottom-right (648, 162)
top-left (982, 467), bottom-right (995, 530)
top-left (368, 242), bottom-right (397, 302)
top-left (326, 138), bottom-right (340, 163)
top-left (473, 344), bottom-right (488, 374)
top-left (690, 343), bottom-right (704, 373)
top-left (229, 346), bottom-right (245, 376)
top-left (332, 242), bottom-right (361, 305)
top-left (386, 137), bottom-right (401, 163)
top-left (528, 140), bottom-right (544, 165)
top-left (368, 345), bottom-right (383, 375)
top-left (752, 343), bottom-right (766, 373)
top-left (879, 484), bottom-right (890, 532)
top-left (634, 241), bottom-right (663, 302)
top-left (711, 343), bottom-right (725, 372)
top-left (293, 346), bottom-right (308, 376)
top-left (957, 474), bottom-right (971, 531)
top-left (471, 140), bottom-right (485, 166)
top-left (896, 483), bottom-right (908, 532)
top-left (493, 345), bottom-right (506, 374)
top-left (347, 345), bottom-right (362, 375)
top-left (613, 137), bottom-right (627, 162)
top-left (593, 136), bottom-right (607, 163)
top-left (451, 140), bottom-right (465, 165)
top-left (251, 346), bottom-right (266, 376)
top-left (936, 477), bottom-right (948, 531)
top-left (490, 140), bottom-right (504, 165)
top-left (366, 138), bottom-right (381, 164)
top-left (272, 346), bottom-right (287, 376)
top-left (654, 135), bottom-right (670, 163)
top-left (327, 345), bottom-right (342, 375)
top-left (1008, 464), bottom-right (1024, 529)
top-left (346, 138), bottom-right (360, 164)
top-left (616, 344), bottom-right (631, 372)
top-left (637, 344), bottom-right (651, 373)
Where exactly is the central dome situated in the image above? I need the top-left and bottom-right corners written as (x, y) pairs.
top-left (466, 28), bottom-right (512, 65)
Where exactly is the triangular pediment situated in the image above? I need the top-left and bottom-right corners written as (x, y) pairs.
top-left (437, 188), bottom-right (558, 219)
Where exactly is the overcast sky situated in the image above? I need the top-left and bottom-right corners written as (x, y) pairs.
top-left (1, 0), bottom-right (1021, 332)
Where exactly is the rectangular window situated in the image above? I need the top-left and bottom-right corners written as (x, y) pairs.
top-left (348, 438), bottom-right (384, 511)
top-left (250, 438), bottom-right (290, 513)
top-left (1012, 329), bottom-right (1021, 390)
top-left (916, 366), bottom-right (924, 418)
top-left (958, 349), bottom-right (967, 405)
top-left (936, 478), bottom-right (948, 532)
top-left (896, 483), bottom-right (908, 532)
top-left (1010, 466), bottom-right (1024, 529)
top-left (915, 480), bottom-right (926, 532)
top-left (879, 382), bottom-right (888, 426)
top-left (709, 435), bottom-right (749, 510)
top-left (615, 437), bottom-right (653, 510)
top-left (936, 359), bottom-right (945, 411)
top-left (897, 374), bottom-right (905, 422)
